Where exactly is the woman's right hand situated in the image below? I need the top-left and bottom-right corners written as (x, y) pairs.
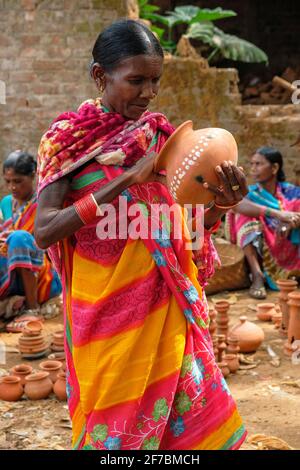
top-left (128, 153), bottom-right (165, 185)
top-left (275, 211), bottom-right (300, 228)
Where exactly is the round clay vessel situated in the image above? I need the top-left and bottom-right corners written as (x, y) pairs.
top-left (39, 360), bottom-right (63, 383)
top-left (214, 300), bottom-right (230, 314)
top-left (53, 371), bottom-right (67, 401)
top-left (24, 371), bottom-right (53, 400)
top-left (228, 316), bottom-right (264, 353)
top-left (9, 364), bottom-right (33, 386)
top-left (224, 354), bottom-right (239, 373)
top-left (256, 303), bottom-right (276, 321)
top-left (217, 361), bottom-right (230, 378)
top-left (23, 320), bottom-right (43, 336)
top-left (0, 376), bottom-right (23, 401)
top-left (154, 121), bottom-right (238, 205)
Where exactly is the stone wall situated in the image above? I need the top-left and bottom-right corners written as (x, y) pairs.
top-left (152, 57), bottom-right (300, 183)
top-left (0, 0), bottom-right (138, 195)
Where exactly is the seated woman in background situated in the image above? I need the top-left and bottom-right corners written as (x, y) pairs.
top-left (0, 150), bottom-right (62, 331)
top-left (225, 146), bottom-right (300, 299)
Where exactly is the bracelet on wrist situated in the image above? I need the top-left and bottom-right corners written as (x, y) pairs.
top-left (73, 193), bottom-right (102, 225)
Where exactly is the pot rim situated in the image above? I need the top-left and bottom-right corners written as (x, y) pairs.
top-left (1, 375), bottom-right (21, 384)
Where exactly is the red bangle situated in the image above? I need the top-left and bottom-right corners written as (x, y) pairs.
top-left (214, 202), bottom-right (239, 210)
top-left (74, 193), bottom-right (99, 225)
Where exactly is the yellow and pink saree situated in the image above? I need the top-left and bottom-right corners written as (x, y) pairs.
top-left (37, 98), bottom-right (246, 450)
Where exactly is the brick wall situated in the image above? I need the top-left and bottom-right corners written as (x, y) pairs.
top-left (0, 0), bottom-right (138, 195)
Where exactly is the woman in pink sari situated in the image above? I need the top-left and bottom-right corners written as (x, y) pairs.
top-left (226, 147), bottom-right (300, 299)
top-left (35, 19), bottom-right (247, 450)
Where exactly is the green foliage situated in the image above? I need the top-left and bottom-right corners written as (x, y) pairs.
top-left (138, 2), bottom-right (268, 64)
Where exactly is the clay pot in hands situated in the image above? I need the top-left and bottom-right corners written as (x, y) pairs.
top-left (229, 316), bottom-right (264, 353)
top-left (24, 371), bottom-right (53, 400)
top-left (276, 279), bottom-right (298, 335)
top-left (256, 303), bottom-right (276, 321)
top-left (154, 121), bottom-right (238, 205)
top-left (39, 360), bottom-right (63, 383)
top-left (53, 371), bottom-right (67, 401)
top-left (9, 364), bottom-right (33, 386)
top-left (0, 376), bottom-right (23, 401)
top-left (224, 354), bottom-right (239, 373)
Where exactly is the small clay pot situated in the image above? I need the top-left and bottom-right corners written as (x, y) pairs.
top-left (53, 371), bottom-right (67, 401)
top-left (24, 371), bottom-right (53, 400)
top-left (229, 316), bottom-right (264, 353)
top-left (256, 303), bottom-right (276, 321)
top-left (272, 311), bottom-right (282, 329)
top-left (287, 290), bottom-right (300, 349)
top-left (23, 320), bottom-right (43, 336)
top-left (214, 300), bottom-right (230, 314)
top-left (217, 334), bottom-right (227, 362)
top-left (227, 335), bottom-right (240, 355)
top-left (218, 361), bottom-right (230, 378)
top-left (48, 352), bottom-right (66, 367)
top-left (9, 364), bottom-right (33, 386)
top-left (224, 354), bottom-right (239, 373)
top-left (39, 360), bottom-right (63, 383)
top-left (0, 376), bottom-right (23, 401)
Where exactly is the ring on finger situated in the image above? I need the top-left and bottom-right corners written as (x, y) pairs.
top-left (231, 184), bottom-right (240, 191)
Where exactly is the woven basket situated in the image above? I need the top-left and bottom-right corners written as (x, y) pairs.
top-left (205, 239), bottom-right (250, 295)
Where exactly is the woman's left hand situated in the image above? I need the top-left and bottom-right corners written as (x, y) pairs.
top-left (203, 161), bottom-right (248, 207)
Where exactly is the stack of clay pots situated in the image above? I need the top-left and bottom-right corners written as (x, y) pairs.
top-left (18, 320), bottom-right (49, 359)
top-left (225, 334), bottom-right (240, 374)
top-left (276, 279), bottom-right (298, 336)
top-left (215, 300), bottom-right (230, 338)
top-left (51, 330), bottom-right (64, 353)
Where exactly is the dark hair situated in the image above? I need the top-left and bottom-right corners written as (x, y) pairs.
top-left (256, 146), bottom-right (286, 182)
top-left (3, 150), bottom-right (37, 176)
top-left (91, 19), bottom-right (164, 73)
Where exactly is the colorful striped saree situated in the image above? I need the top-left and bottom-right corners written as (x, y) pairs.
top-left (37, 98), bottom-right (246, 450)
top-left (0, 193), bottom-right (62, 304)
top-left (225, 182), bottom-right (300, 289)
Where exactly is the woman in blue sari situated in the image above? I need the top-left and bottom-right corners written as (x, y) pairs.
top-left (0, 150), bottom-right (62, 331)
top-left (226, 147), bottom-right (300, 299)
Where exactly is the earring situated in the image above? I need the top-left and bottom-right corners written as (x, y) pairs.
top-left (97, 79), bottom-right (105, 94)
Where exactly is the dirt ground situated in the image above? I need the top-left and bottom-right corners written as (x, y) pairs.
top-left (0, 289), bottom-right (299, 451)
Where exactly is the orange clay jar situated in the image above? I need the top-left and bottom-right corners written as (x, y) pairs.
top-left (154, 121), bottom-right (238, 205)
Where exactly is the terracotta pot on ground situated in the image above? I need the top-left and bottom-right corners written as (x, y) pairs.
top-left (0, 376), bottom-right (23, 401)
top-left (276, 279), bottom-right (298, 336)
top-left (227, 335), bottom-right (240, 355)
top-left (256, 303), bottom-right (276, 321)
top-left (24, 371), bottom-right (53, 400)
top-left (154, 121), bottom-right (238, 206)
top-left (39, 360), bottom-right (63, 383)
top-left (48, 352), bottom-right (66, 369)
top-left (9, 364), bottom-right (33, 386)
top-left (217, 361), bottom-right (230, 378)
top-left (228, 316), bottom-right (264, 353)
top-left (285, 291), bottom-right (300, 356)
top-left (224, 354), bottom-right (239, 373)
top-left (53, 371), bottom-right (67, 401)
top-left (23, 320), bottom-right (44, 336)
